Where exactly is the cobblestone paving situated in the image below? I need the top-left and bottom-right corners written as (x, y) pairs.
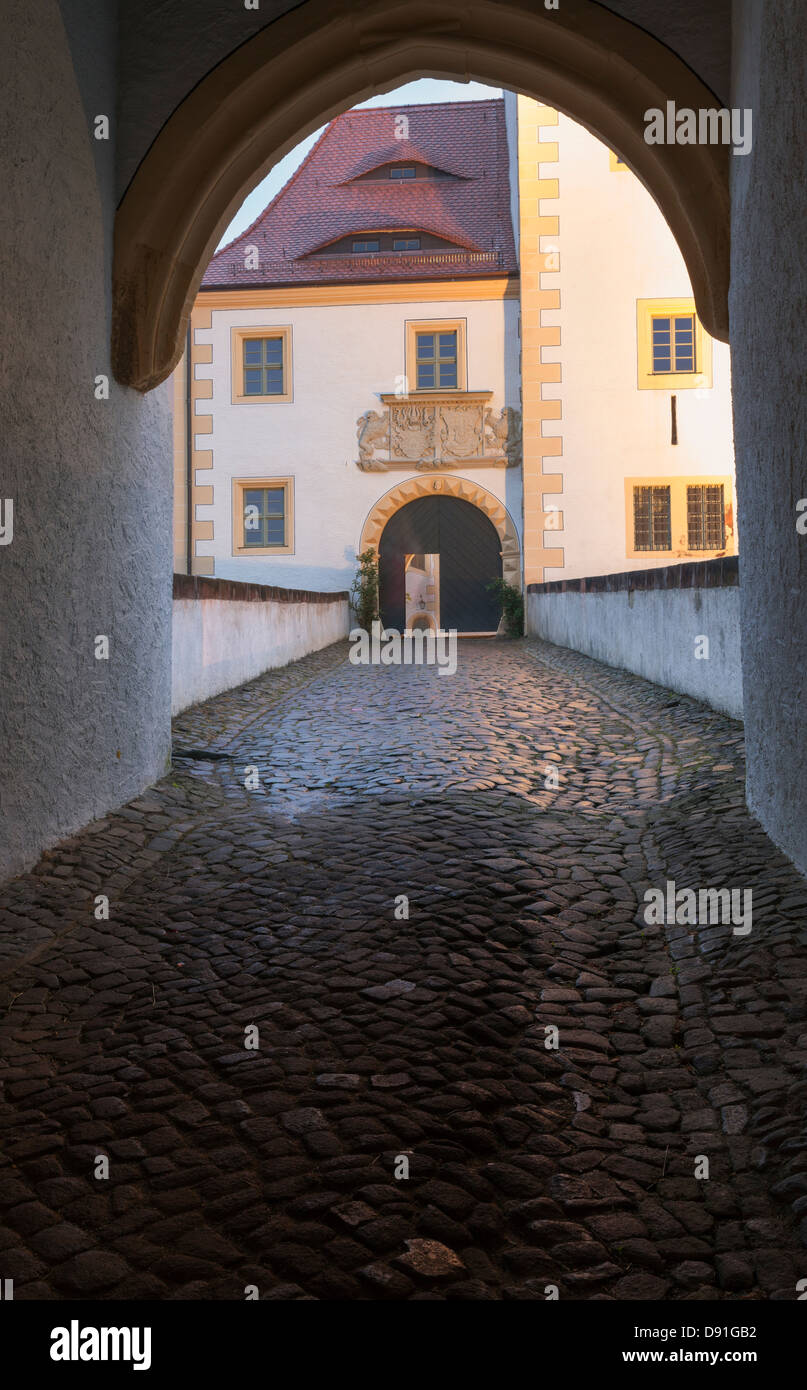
top-left (2, 637), bottom-right (807, 1301)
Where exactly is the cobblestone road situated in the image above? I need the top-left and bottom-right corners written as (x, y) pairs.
top-left (1, 638), bottom-right (807, 1300)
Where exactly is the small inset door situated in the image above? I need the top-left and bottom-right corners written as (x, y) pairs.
top-left (379, 496), bottom-right (503, 632)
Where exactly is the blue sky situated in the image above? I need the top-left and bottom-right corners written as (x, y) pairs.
top-left (217, 79), bottom-right (502, 249)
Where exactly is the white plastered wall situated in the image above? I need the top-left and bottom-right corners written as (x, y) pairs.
top-left (193, 294), bottom-right (522, 590)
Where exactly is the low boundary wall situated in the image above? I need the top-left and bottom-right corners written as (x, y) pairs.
top-left (526, 557), bottom-right (742, 719)
top-left (172, 574), bottom-right (350, 714)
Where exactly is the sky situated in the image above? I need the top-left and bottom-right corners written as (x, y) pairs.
top-left (217, 78), bottom-right (502, 249)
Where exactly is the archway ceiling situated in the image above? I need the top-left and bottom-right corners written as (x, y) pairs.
top-left (113, 0), bottom-right (731, 392)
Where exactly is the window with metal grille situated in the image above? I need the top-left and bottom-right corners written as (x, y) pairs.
top-left (416, 330), bottom-right (458, 389)
top-left (242, 486), bottom-right (286, 548)
top-left (633, 485), bottom-right (671, 551)
top-left (652, 314), bottom-right (696, 374)
top-left (352, 238), bottom-right (380, 253)
top-left (393, 237), bottom-right (421, 251)
top-left (687, 484), bottom-right (725, 550)
top-left (243, 337), bottom-right (284, 396)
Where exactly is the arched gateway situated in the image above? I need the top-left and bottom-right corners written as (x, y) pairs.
top-left (360, 476), bottom-right (520, 634)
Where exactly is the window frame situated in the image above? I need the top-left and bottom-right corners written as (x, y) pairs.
top-left (636, 298), bottom-right (712, 391)
top-left (632, 483), bottom-right (672, 553)
top-left (624, 475), bottom-right (734, 560)
top-left (232, 477), bottom-right (295, 556)
top-left (231, 326), bottom-right (293, 404)
top-left (405, 318), bottom-right (468, 393)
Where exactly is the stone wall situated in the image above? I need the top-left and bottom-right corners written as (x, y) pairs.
top-left (0, 0), bottom-right (173, 884)
top-left (729, 0), bottom-right (807, 872)
top-left (171, 575), bottom-right (350, 714)
top-left (527, 558), bottom-right (742, 718)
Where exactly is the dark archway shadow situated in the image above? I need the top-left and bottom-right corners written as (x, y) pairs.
top-left (112, 0), bottom-right (730, 392)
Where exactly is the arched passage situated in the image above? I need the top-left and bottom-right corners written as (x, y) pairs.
top-left (113, 0), bottom-right (731, 391)
top-left (360, 474), bottom-right (521, 585)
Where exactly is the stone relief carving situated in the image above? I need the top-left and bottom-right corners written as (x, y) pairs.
top-left (356, 410), bottom-right (390, 470)
top-left (484, 405), bottom-right (522, 468)
top-left (357, 396), bottom-right (521, 471)
top-left (390, 403), bottom-right (435, 464)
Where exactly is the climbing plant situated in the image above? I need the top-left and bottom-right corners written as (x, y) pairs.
top-left (487, 577), bottom-right (524, 637)
top-left (351, 548), bottom-right (380, 631)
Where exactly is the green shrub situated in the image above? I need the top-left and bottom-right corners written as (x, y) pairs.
top-left (351, 548), bottom-right (379, 631)
top-left (487, 577), bottom-right (524, 637)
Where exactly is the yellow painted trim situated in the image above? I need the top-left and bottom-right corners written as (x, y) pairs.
top-left (189, 305), bottom-right (215, 562)
top-left (636, 297), bottom-right (713, 390)
top-left (198, 278), bottom-right (519, 311)
top-left (517, 94), bottom-right (565, 585)
top-left (231, 325), bottom-right (293, 404)
top-left (624, 475), bottom-right (736, 560)
top-left (232, 476), bottom-right (295, 556)
top-left (404, 318), bottom-right (467, 393)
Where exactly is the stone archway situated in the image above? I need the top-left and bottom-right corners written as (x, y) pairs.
top-left (113, 0), bottom-right (731, 391)
top-left (360, 475), bottom-right (521, 590)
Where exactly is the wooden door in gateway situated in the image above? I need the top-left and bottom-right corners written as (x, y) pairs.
top-left (378, 496), bottom-right (502, 632)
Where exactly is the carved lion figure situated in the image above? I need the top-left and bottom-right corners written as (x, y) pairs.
top-left (356, 410), bottom-right (390, 470)
top-left (484, 405), bottom-right (523, 467)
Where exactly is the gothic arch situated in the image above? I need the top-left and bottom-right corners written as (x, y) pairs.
top-left (113, 0), bottom-right (731, 392)
top-left (360, 475), bottom-right (521, 588)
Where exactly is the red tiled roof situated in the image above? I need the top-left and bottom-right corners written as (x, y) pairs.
top-left (202, 99), bottom-right (518, 289)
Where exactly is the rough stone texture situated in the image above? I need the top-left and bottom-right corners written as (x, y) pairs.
top-left (112, 0), bottom-right (731, 198)
top-left (730, 0), bottom-right (807, 875)
top-left (1, 638), bottom-right (806, 1300)
top-left (0, 0), bottom-right (172, 882)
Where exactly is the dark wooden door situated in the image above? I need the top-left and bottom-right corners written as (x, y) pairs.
top-left (378, 496), bottom-right (502, 632)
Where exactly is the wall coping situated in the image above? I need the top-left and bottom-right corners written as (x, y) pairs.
top-left (527, 556), bottom-right (739, 596)
top-left (173, 573), bottom-right (349, 605)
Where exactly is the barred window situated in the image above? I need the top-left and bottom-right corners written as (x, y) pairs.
top-left (687, 484), bottom-right (725, 550)
top-left (633, 485), bottom-right (671, 551)
top-left (651, 314), bottom-right (696, 374)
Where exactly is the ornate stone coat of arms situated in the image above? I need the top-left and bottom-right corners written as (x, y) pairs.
top-left (356, 392), bottom-right (521, 471)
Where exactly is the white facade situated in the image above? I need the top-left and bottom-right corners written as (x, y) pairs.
top-left (192, 293), bottom-right (522, 592)
top-left (507, 98), bottom-right (736, 582)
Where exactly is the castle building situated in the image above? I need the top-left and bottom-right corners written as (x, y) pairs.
top-left (173, 92), bottom-right (736, 633)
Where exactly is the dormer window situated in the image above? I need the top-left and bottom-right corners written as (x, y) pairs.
top-left (352, 238), bottom-right (380, 253)
top-left (393, 237), bottom-right (420, 251)
top-left (390, 165), bottom-right (416, 180)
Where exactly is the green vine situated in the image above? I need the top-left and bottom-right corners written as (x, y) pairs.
top-left (350, 548), bottom-right (380, 631)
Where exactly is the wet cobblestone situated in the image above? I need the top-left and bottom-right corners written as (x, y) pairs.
top-left (1, 637), bottom-right (806, 1300)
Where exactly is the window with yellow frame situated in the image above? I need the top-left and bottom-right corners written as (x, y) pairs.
top-left (636, 298), bottom-right (712, 390)
top-left (231, 326), bottom-right (293, 403)
top-left (624, 476), bottom-right (735, 560)
top-left (405, 318), bottom-right (467, 392)
top-left (232, 477), bottom-right (294, 556)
